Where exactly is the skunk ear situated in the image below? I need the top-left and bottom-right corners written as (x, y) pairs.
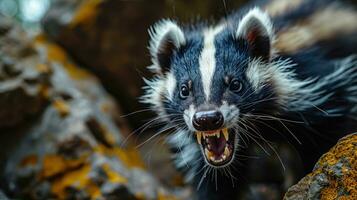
top-left (236, 8), bottom-right (273, 61)
top-left (149, 20), bottom-right (186, 74)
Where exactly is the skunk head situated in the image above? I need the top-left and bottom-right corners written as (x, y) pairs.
top-left (142, 8), bottom-right (295, 168)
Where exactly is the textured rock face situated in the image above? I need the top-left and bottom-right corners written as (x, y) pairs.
top-left (0, 18), bottom-right (181, 200)
top-left (284, 133), bottom-right (357, 200)
top-left (0, 190), bottom-right (9, 200)
top-left (0, 18), bottom-right (49, 128)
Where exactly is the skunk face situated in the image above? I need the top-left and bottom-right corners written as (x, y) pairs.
top-left (141, 1), bottom-right (357, 199)
top-left (142, 9), bottom-right (289, 168)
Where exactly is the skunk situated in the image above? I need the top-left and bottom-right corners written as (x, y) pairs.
top-left (141, 0), bottom-right (357, 199)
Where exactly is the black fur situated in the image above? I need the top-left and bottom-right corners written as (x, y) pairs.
top-left (143, 0), bottom-right (357, 199)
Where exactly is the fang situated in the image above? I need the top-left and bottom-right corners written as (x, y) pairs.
top-left (196, 132), bottom-right (202, 145)
top-left (223, 128), bottom-right (229, 141)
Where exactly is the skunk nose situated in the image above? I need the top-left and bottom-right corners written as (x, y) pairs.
top-left (193, 110), bottom-right (224, 131)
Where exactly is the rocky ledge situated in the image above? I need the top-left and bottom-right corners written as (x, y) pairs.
top-left (284, 133), bottom-right (356, 200)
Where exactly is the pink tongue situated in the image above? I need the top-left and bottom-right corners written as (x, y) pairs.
top-left (207, 135), bottom-right (226, 158)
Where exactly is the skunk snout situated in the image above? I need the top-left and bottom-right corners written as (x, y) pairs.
top-left (193, 110), bottom-right (224, 131)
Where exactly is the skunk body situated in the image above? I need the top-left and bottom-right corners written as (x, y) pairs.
top-left (142, 0), bottom-right (357, 199)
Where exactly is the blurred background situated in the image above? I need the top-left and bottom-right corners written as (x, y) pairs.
top-left (0, 0), bottom-right (251, 129)
top-left (0, 0), bottom-right (355, 200)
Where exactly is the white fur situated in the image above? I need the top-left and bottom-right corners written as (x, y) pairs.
top-left (246, 58), bottom-right (312, 108)
top-left (199, 25), bottom-right (225, 101)
top-left (290, 56), bottom-right (357, 114)
top-left (141, 76), bottom-right (166, 117)
top-left (166, 72), bottom-right (177, 100)
top-left (183, 105), bottom-right (196, 131)
top-left (236, 7), bottom-right (274, 41)
top-left (246, 56), bottom-right (357, 115)
top-left (141, 70), bottom-right (177, 120)
top-left (148, 19), bottom-right (186, 73)
top-left (220, 101), bottom-right (240, 128)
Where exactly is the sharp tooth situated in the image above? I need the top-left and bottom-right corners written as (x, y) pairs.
top-left (205, 148), bottom-right (209, 157)
top-left (222, 155), bottom-right (227, 160)
top-left (224, 146), bottom-right (229, 156)
top-left (205, 148), bottom-right (213, 158)
top-left (203, 133), bottom-right (206, 139)
top-left (196, 132), bottom-right (202, 145)
top-left (216, 132), bottom-right (220, 138)
top-left (223, 128), bottom-right (229, 141)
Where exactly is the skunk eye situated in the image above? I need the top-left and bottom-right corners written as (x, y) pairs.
top-left (229, 79), bottom-right (243, 92)
top-left (180, 84), bottom-right (190, 99)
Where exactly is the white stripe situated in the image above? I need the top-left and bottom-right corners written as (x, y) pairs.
top-left (199, 25), bottom-right (225, 101)
top-left (166, 72), bottom-right (176, 100)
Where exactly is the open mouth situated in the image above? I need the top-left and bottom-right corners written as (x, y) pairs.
top-left (195, 128), bottom-right (236, 167)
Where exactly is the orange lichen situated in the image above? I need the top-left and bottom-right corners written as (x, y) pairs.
top-left (313, 134), bottom-right (356, 199)
top-left (39, 154), bottom-right (103, 199)
top-left (104, 131), bottom-right (116, 146)
top-left (20, 155), bottom-right (38, 167)
top-left (285, 134), bottom-right (356, 200)
top-left (39, 84), bottom-right (51, 99)
top-left (35, 35), bottom-right (94, 80)
top-left (102, 163), bottom-right (128, 184)
top-left (43, 145), bottom-right (146, 199)
top-left (95, 145), bottom-right (145, 169)
top-left (36, 63), bottom-right (51, 74)
top-left (157, 191), bottom-right (179, 200)
top-left (40, 154), bottom-right (87, 179)
top-left (53, 99), bottom-right (70, 117)
top-left (70, 0), bottom-right (102, 27)
top-left (320, 179), bottom-right (338, 200)
top-left (51, 164), bottom-right (101, 199)
top-left (100, 102), bottom-right (112, 114)
top-left (87, 119), bottom-right (117, 147)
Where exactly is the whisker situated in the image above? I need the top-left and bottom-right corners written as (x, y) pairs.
top-left (135, 121), bottom-right (185, 148)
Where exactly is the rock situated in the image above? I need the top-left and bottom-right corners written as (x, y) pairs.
top-left (0, 20), bottom-right (49, 128)
top-left (42, 0), bottom-right (248, 128)
top-left (284, 133), bottom-right (357, 200)
top-left (0, 190), bottom-right (9, 200)
top-left (0, 18), bottom-right (184, 200)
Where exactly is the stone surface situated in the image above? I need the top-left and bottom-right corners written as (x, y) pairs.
top-left (284, 133), bottom-right (357, 200)
top-left (0, 190), bottom-right (9, 200)
top-left (0, 18), bottom-right (184, 200)
top-left (0, 18), bottom-right (49, 128)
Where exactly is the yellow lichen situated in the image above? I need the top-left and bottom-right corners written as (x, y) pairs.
top-left (53, 99), bottom-right (70, 117)
top-left (35, 35), bottom-right (94, 80)
top-left (95, 145), bottom-right (145, 169)
top-left (88, 120), bottom-right (117, 146)
top-left (39, 154), bottom-right (102, 199)
top-left (39, 84), bottom-right (51, 99)
top-left (102, 163), bottom-right (128, 184)
top-left (40, 154), bottom-right (87, 179)
top-left (313, 134), bottom-right (357, 200)
top-left (20, 155), bottom-right (38, 167)
top-left (320, 179), bottom-right (338, 200)
top-left (51, 164), bottom-right (101, 199)
top-left (36, 63), bottom-right (51, 74)
top-left (70, 0), bottom-right (102, 27)
top-left (157, 191), bottom-right (179, 200)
